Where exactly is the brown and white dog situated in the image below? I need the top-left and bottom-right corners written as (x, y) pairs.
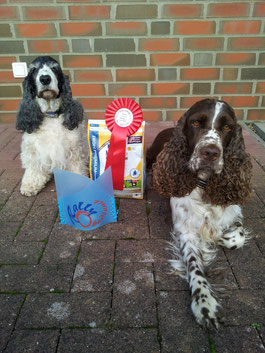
top-left (148, 98), bottom-right (252, 329)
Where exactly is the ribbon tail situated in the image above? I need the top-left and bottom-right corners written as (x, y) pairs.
top-left (105, 126), bottom-right (127, 190)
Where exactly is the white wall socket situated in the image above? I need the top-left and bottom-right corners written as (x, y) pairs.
top-left (12, 62), bottom-right (28, 78)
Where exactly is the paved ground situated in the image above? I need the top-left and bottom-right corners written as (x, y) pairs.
top-left (0, 121), bottom-right (264, 353)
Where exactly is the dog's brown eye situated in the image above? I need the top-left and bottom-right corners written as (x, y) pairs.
top-left (223, 124), bottom-right (231, 131)
top-left (192, 120), bottom-right (200, 127)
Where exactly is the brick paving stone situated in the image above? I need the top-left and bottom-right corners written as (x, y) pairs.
top-left (40, 222), bottom-right (82, 265)
top-left (80, 240), bottom-right (116, 261)
top-left (0, 241), bottom-right (44, 264)
top-left (16, 200), bottom-right (58, 241)
top-left (246, 217), bottom-right (265, 255)
top-left (253, 183), bottom-right (265, 204)
top-left (0, 329), bottom-right (12, 353)
top-left (154, 261), bottom-right (189, 291)
top-left (84, 198), bottom-right (149, 240)
top-left (211, 326), bottom-right (265, 353)
top-left (0, 132), bottom-right (21, 154)
top-left (0, 294), bottom-right (25, 328)
top-left (0, 128), bottom-right (18, 150)
top-left (16, 292), bottom-right (111, 329)
top-left (0, 221), bottom-right (21, 241)
top-left (0, 191), bottom-right (36, 223)
top-left (112, 262), bottom-right (157, 328)
top-left (71, 260), bottom-right (113, 293)
top-left (0, 175), bottom-right (20, 207)
top-left (224, 239), bottom-right (265, 289)
top-left (0, 159), bottom-right (21, 170)
top-left (116, 239), bottom-right (170, 263)
top-left (158, 291), bottom-right (210, 353)
top-left (4, 329), bottom-right (59, 353)
top-left (71, 240), bottom-right (115, 292)
top-left (1, 168), bottom-right (23, 181)
top-left (58, 328), bottom-right (160, 353)
top-left (147, 190), bottom-right (172, 239)
top-left (224, 290), bottom-right (265, 326)
top-left (242, 192), bottom-right (265, 218)
top-left (0, 264), bottom-right (74, 293)
top-left (34, 190), bottom-right (58, 205)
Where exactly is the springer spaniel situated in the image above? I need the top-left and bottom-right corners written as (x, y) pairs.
top-left (16, 56), bottom-right (88, 196)
top-left (148, 98), bottom-right (252, 329)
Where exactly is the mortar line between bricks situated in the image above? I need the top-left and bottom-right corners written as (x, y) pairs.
top-left (0, 177), bottom-right (20, 215)
top-left (0, 126), bottom-right (9, 137)
top-left (146, 201), bottom-right (151, 239)
top-left (0, 131), bottom-right (18, 153)
top-left (109, 239), bottom-right (118, 328)
top-left (254, 238), bottom-right (264, 257)
top-left (253, 189), bottom-right (265, 208)
top-left (54, 328), bottom-right (62, 353)
top-left (68, 240), bottom-right (83, 293)
top-left (257, 328), bottom-right (265, 348)
top-left (223, 251), bottom-right (241, 291)
top-left (252, 156), bottom-right (265, 173)
top-left (36, 213), bottom-right (59, 264)
top-left (152, 263), bottom-right (162, 353)
top-left (11, 191), bottom-right (40, 245)
top-left (2, 293), bottom-right (27, 353)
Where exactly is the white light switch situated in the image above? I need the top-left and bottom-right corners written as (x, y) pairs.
top-left (12, 62), bottom-right (28, 78)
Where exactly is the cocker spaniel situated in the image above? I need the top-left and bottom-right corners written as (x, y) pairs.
top-left (148, 98), bottom-right (252, 329)
top-left (16, 56), bottom-right (88, 196)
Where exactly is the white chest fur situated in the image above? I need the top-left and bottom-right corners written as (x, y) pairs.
top-left (170, 188), bottom-right (242, 242)
top-left (21, 116), bottom-right (82, 172)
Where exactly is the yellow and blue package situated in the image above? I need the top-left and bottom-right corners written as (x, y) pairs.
top-left (88, 120), bottom-right (145, 199)
top-left (53, 167), bottom-right (117, 231)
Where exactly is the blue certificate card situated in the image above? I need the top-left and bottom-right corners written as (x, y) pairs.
top-left (53, 167), bottom-right (117, 231)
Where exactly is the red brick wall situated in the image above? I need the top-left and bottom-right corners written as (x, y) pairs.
top-left (0, 1), bottom-right (264, 123)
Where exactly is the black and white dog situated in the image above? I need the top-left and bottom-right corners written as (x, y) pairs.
top-left (16, 56), bottom-right (88, 196)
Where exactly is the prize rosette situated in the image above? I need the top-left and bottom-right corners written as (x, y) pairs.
top-left (105, 98), bottom-right (143, 190)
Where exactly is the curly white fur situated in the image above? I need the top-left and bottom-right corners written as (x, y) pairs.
top-left (20, 117), bottom-right (88, 196)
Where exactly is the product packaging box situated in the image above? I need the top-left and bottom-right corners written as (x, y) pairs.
top-left (88, 120), bottom-right (145, 199)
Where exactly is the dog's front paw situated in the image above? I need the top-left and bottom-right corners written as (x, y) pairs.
top-left (191, 287), bottom-right (222, 330)
top-left (219, 226), bottom-right (250, 250)
top-left (20, 184), bottom-right (41, 196)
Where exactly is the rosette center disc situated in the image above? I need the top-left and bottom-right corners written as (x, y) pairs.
top-left (114, 108), bottom-right (133, 128)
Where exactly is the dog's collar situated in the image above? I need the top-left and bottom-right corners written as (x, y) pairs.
top-left (44, 111), bottom-right (60, 118)
top-left (197, 179), bottom-right (207, 190)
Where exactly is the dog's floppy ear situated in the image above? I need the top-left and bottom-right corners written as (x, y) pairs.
top-left (152, 112), bottom-right (197, 197)
top-left (203, 123), bottom-right (253, 206)
top-left (60, 74), bottom-right (84, 130)
top-left (16, 68), bottom-right (43, 133)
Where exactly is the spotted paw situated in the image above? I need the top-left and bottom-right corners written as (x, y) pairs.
top-left (191, 287), bottom-right (221, 330)
top-left (219, 227), bottom-right (248, 250)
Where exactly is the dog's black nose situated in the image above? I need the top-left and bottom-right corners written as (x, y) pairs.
top-left (200, 144), bottom-right (221, 161)
top-left (39, 75), bottom-right (51, 85)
